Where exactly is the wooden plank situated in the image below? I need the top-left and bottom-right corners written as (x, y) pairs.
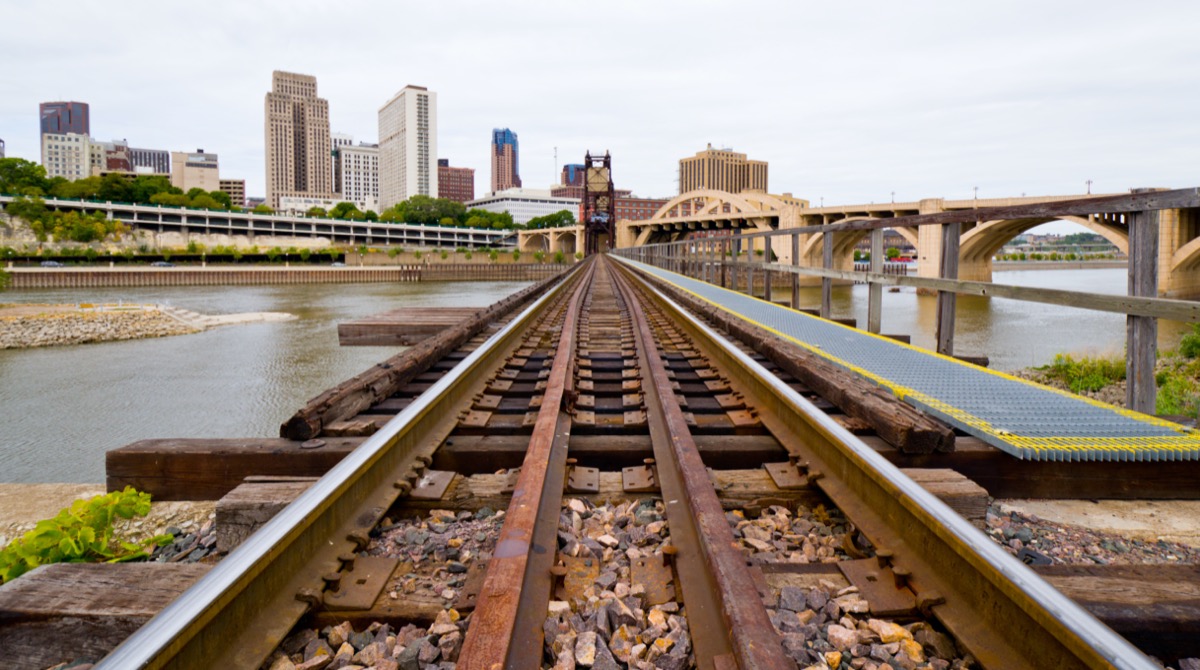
top-left (433, 434), bottom-right (787, 473)
top-left (1127, 208), bottom-right (1159, 413)
top-left (868, 436), bottom-right (1200, 499)
top-left (338, 307), bottom-right (483, 346)
top-left (0, 563), bottom-right (210, 669)
top-left (106, 437), bottom-right (363, 501)
top-left (216, 478), bottom-right (318, 552)
top-left (899, 468), bottom-right (988, 525)
top-left (1037, 564), bottom-right (1200, 661)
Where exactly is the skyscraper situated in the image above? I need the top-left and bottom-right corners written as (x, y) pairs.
top-left (264, 71), bottom-right (335, 209)
top-left (378, 85), bottom-right (437, 210)
top-left (40, 102), bottom-right (90, 136)
top-left (437, 158), bottom-right (475, 203)
top-left (39, 101), bottom-right (90, 164)
top-left (490, 128), bottom-right (521, 192)
top-left (678, 143), bottom-right (768, 194)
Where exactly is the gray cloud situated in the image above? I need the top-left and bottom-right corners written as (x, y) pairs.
top-left (3, 0), bottom-right (1197, 224)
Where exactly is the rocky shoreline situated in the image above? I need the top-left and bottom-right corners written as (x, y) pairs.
top-left (0, 304), bottom-right (296, 349)
top-left (0, 310), bottom-right (199, 349)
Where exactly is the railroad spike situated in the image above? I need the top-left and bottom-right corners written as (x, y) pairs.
top-left (295, 588), bottom-right (323, 608)
top-left (346, 530), bottom-right (370, 551)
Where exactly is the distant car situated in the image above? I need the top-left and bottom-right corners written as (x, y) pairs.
top-left (151, 261), bottom-right (175, 267)
top-left (330, 261), bottom-right (346, 267)
top-left (40, 260), bottom-right (64, 267)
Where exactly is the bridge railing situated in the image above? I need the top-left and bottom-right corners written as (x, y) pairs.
top-left (613, 187), bottom-right (1200, 414)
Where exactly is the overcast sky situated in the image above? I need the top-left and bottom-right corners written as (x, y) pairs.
top-left (3, 1), bottom-right (1198, 232)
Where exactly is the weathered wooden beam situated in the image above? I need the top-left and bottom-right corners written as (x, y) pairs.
top-left (868, 227), bottom-right (883, 333)
top-left (216, 477), bottom-right (318, 552)
top-left (867, 435), bottom-right (1200, 499)
top-left (1127, 208), bottom-right (1159, 413)
top-left (106, 437), bottom-right (364, 500)
top-left (433, 434), bottom-right (787, 473)
top-left (0, 563), bottom-right (210, 669)
top-left (337, 307), bottom-right (484, 346)
top-left (1037, 564), bottom-right (1200, 661)
top-left (821, 231), bottom-right (833, 319)
top-left (936, 221), bottom-right (961, 356)
top-left (637, 274), bottom-right (955, 453)
top-left (281, 272), bottom-right (566, 440)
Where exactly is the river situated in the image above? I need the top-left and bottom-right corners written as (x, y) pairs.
top-left (0, 268), bottom-right (1191, 483)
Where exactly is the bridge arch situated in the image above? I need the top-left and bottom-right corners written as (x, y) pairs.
top-left (649, 189), bottom-right (787, 221)
top-left (1172, 235), bottom-right (1200, 274)
top-left (800, 217), bottom-right (916, 262)
top-left (520, 232), bottom-right (549, 253)
top-left (959, 215), bottom-right (1129, 266)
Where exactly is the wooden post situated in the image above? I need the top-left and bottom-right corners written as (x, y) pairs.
top-left (791, 231), bottom-right (801, 310)
top-left (868, 227), bottom-right (883, 333)
top-left (821, 230), bottom-right (833, 319)
top-left (1127, 209), bottom-right (1159, 414)
top-left (715, 238), bottom-right (724, 289)
top-left (745, 236), bottom-right (754, 295)
top-left (936, 222), bottom-right (961, 356)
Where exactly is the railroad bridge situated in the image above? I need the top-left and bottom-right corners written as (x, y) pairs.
top-left (10, 191), bottom-right (1200, 670)
top-left (616, 189), bottom-right (1200, 299)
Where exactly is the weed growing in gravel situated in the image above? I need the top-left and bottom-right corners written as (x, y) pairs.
top-left (1041, 353), bottom-right (1126, 393)
top-left (0, 486), bottom-right (173, 582)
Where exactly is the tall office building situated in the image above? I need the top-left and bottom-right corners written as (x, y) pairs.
top-left (39, 101), bottom-right (90, 164)
top-left (172, 149), bottom-right (220, 192)
top-left (490, 128), bottom-right (521, 192)
top-left (41, 133), bottom-right (94, 180)
top-left (264, 71), bottom-right (335, 209)
top-left (219, 179), bottom-right (246, 208)
top-left (130, 147), bottom-right (171, 175)
top-left (339, 143), bottom-right (380, 212)
top-left (678, 143), bottom-right (768, 194)
top-left (40, 102), bottom-right (90, 136)
top-left (378, 85), bottom-right (437, 210)
top-left (331, 132), bottom-right (353, 192)
top-left (437, 158), bottom-right (475, 203)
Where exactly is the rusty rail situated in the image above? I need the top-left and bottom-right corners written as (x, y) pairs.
top-left (610, 263), bottom-right (793, 669)
top-left (456, 260), bottom-right (595, 669)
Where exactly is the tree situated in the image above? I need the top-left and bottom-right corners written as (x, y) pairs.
top-left (382, 195), bottom-right (465, 225)
top-left (97, 174), bottom-right (133, 203)
top-left (208, 190), bottom-right (232, 209)
top-left (307, 206), bottom-right (327, 217)
top-left (252, 204), bottom-right (274, 214)
top-left (0, 158), bottom-right (50, 196)
top-left (363, 210), bottom-right (378, 222)
top-left (526, 209), bottom-right (576, 230)
top-left (885, 247), bottom-right (900, 260)
top-left (329, 201), bottom-right (362, 220)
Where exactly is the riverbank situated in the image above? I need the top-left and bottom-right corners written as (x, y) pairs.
top-left (0, 303), bottom-right (295, 349)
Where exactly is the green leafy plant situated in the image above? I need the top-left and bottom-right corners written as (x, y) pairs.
top-left (1040, 353), bottom-right (1126, 394)
top-left (0, 487), bottom-right (172, 583)
top-left (1181, 324), bottom-right (1200, 359)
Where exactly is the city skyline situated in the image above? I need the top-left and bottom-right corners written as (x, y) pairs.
top-left (3, 2), bottom-right (1200, 232)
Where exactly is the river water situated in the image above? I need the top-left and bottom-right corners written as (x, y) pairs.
top-left (0, 281), bottom-right (532, 483)
top-left (0, 269), bottom-right (1191, 483)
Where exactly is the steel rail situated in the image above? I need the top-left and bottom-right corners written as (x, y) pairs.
top-left (97, 264), bottom-right (585, 669)
top-left (611, 255), bottom-right (1158, 670)
top-left (457, 259), bottom-right (596, 669)
top-left (609, 259), bottom-right (794, 670)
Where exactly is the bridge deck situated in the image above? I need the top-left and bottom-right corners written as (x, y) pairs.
top-left (620, 258), bottom-right (1200, 462)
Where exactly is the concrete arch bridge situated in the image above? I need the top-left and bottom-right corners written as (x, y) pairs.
top-left (616, 190), bottom-right (1200, 299)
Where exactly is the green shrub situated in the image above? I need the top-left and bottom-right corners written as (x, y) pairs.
top-left (1040, 354), bottom-right (1126, 394)
top-left (1180, 324), bottom-right (1200, 359)
top-left (0, 487), bottom-right (172, 583)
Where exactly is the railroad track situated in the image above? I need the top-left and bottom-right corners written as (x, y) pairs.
top-left (96, 255), bottom-right (1167, 669)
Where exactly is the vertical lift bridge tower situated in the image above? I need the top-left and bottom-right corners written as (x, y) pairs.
top-left (582, 151), bottom-right (616, 254)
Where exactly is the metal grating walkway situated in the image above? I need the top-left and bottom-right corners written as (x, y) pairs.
top-left (620, 257), bottom-right (1200, 462)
